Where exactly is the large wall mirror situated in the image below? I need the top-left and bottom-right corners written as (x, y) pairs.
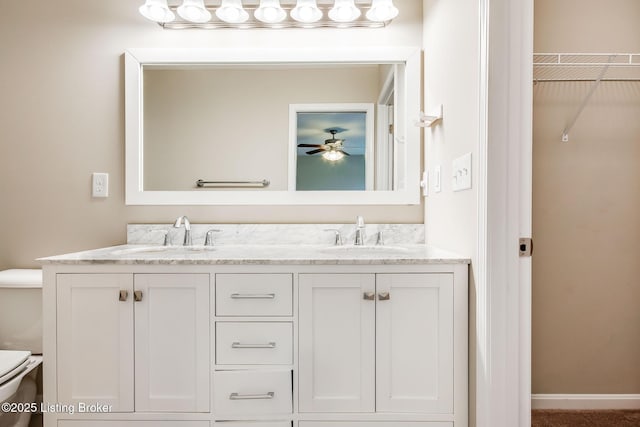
top-left (125, 48), bottom-right (420, 205)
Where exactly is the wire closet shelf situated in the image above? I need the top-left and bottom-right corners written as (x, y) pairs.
top-left (534, 53), bottom-right (640, 82)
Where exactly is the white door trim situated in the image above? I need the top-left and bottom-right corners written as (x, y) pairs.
top-left (477, 0), bottom-right (533, 426)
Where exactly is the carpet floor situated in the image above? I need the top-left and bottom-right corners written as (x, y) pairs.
top-left (532, 410), bottom-right (640, 426)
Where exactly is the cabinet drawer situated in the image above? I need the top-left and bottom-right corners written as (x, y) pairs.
top-left (216, 274), bottom-right (292, 316)
top-left (299, 424), bottom-right (451, 427)
top-left (216, 322), bottom-right (293, 365)
top-left (215, 423), bottom-right (290, 427)
top-left (213, 370), bottom-right (292, 416)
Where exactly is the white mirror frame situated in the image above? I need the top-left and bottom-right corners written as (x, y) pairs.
top-left (125, 47), bottom-right (421, 205)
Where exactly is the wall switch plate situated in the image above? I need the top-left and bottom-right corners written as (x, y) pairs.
top-left (421, 170), bottom-right (429, 197)
top-left (452, 152), bottom-right (472, 192)
top-left (434, 165), bottom-right (441, 193)
top-left (92, 173), bottom-right (109, 198)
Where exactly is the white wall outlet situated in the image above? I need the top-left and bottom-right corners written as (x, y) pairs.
top-left (434, 165), bottom-right (442, 193)
top-left (452, 152), bottom-right (472, 192)
top-left (421, 170), bottom-right (429, 197)
top-left (92, 173), bottom-right (109, 198)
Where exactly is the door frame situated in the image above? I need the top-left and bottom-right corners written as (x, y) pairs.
top-left (477, 0), bottom-right (533, 426)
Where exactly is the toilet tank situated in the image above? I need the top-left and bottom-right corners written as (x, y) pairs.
top-left (0, 269), bottom-right (42, 354)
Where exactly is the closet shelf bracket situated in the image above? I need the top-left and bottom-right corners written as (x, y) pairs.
top-left (561, 55), bottom-right (615, 142)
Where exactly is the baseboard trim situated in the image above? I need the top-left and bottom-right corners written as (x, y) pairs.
top-left (532, 394), bottom-right (640, 410)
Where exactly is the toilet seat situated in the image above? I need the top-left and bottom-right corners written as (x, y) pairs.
top-left (0, 352), bottom-right (40, 403)
top-left (0, 351), bottom-right (30, 385)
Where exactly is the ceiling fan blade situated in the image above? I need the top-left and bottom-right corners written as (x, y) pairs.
top-left (306, 149), bottom-right (325, 155)
top-left (298, 144), bottom-right (323, 148)
top-left (338, 150), bottom-right (351, 156)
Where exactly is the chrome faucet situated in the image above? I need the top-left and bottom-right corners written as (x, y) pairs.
top-left (173, 216), bottom-right (192, 246)
top-left (354, 216), bottom-right (366, 245)
top-left (204, 229), bottom-right (221, 246)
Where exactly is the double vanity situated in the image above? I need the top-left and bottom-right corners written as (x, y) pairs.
top-left (40, 223), bottom-right (469, 427)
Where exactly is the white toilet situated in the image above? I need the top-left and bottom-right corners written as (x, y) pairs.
top-left (0, 269), bottom-right (43, 427)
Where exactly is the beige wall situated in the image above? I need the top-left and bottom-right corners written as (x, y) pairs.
top-left (533, 0), bottom-right (640, 393)
top-left (0, 0), bottom-right (423, 270)
top-left (422, 0), bottom-right (478, 424)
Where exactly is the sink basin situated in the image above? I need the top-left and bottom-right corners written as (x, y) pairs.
top-left (320, 245), bottom-right (410, 255)
top-left (111, 245), bottom-right (216, 256)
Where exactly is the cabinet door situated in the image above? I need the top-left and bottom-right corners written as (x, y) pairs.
top-left (298, 274), bottom-right (375, 413)
top-left (59, 422), bottom-right (209, 427)
top-left (57, 274), bottom-right (134, 412)
top-left (376, 274), bottom-right (454, 413)
top-left (134, 274), bottom-right (210, 412)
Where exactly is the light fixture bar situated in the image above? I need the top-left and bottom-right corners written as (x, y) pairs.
top-left (159, 4), bottom-right (392, 29)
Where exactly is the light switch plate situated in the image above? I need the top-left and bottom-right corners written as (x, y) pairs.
top-left (92, 173), bottom-right (109, 198)
top-left (452, 152), bottom-right (472, 192)
top-left (434, 165), bottom-right (441, 193)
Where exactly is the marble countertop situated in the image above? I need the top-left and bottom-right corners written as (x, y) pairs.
top-left (38, 244), bottom-right (470, 265)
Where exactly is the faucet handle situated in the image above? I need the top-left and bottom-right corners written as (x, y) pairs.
top-left (204, 229), bottom-right (222, 246)
top-left (324, 229), bottom-right (343, 246)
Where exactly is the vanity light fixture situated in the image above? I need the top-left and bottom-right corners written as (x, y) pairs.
top-left (328, 0), bottom-right (361, 23)
top-left (216, 0), bottom-right (249, 23)
top-left (366, 0), bottom-right (398, 22)
top-left (254, 0), bottom-right (287, 24)
top-left (177, 0), bottom-right (211, 23)
top-left (139, 0), bottom-right (175, 23)
top-left (139, 0), bottom-right (399, 28)
top-left (291, 0), bottom-right (323, 24)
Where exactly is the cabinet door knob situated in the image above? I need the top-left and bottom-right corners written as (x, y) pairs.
top-left (134, 290), bottom-right (143, 302)
top-left (119, 290), bottom-right (129, 302)
top-left (378, 291), bottom-right (390, 301)
top-left (363, 291), bottom-right (375, 301)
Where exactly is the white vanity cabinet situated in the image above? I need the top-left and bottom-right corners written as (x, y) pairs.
top-left (56, 273), bottom-right (210, 413)
top-left (298, 273), bottom-right (454, 414)
top-left (44, 255), bottom-right (467, 427)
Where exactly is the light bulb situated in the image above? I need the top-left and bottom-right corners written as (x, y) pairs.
top-left (254, 0), bottom-right (286, 24)
top-left (366, 0), bottom-right (398, 21)
top-left (216, 0), bottom-right (249, 23)
top-left (177, 0), bottom-right (211, 23)
top-left (322, 150), bottom-right (345, 162)
top-left (291, 0), bottom-right (322, 24)
top-left (328, 0), bottom-right (361, 23)
top-left (139, 0), bottom-right (175, 23)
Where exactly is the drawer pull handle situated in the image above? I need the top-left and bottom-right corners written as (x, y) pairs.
top-left (363, 292), bottom-right (375, 301)
top-left (229, 392), bottom-right (275, 400)
top-left (134, 290), bottom-right (143, 302)
top-left (230, 293), bottom-right (276, 299)
top-left (231, 342), bottom-right (276, 349)
top-left (119, 290), bottom-right (129, 302)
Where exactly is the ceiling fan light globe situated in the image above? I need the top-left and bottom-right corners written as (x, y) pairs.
top-left (323, 150), bottom-right (345, 162)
